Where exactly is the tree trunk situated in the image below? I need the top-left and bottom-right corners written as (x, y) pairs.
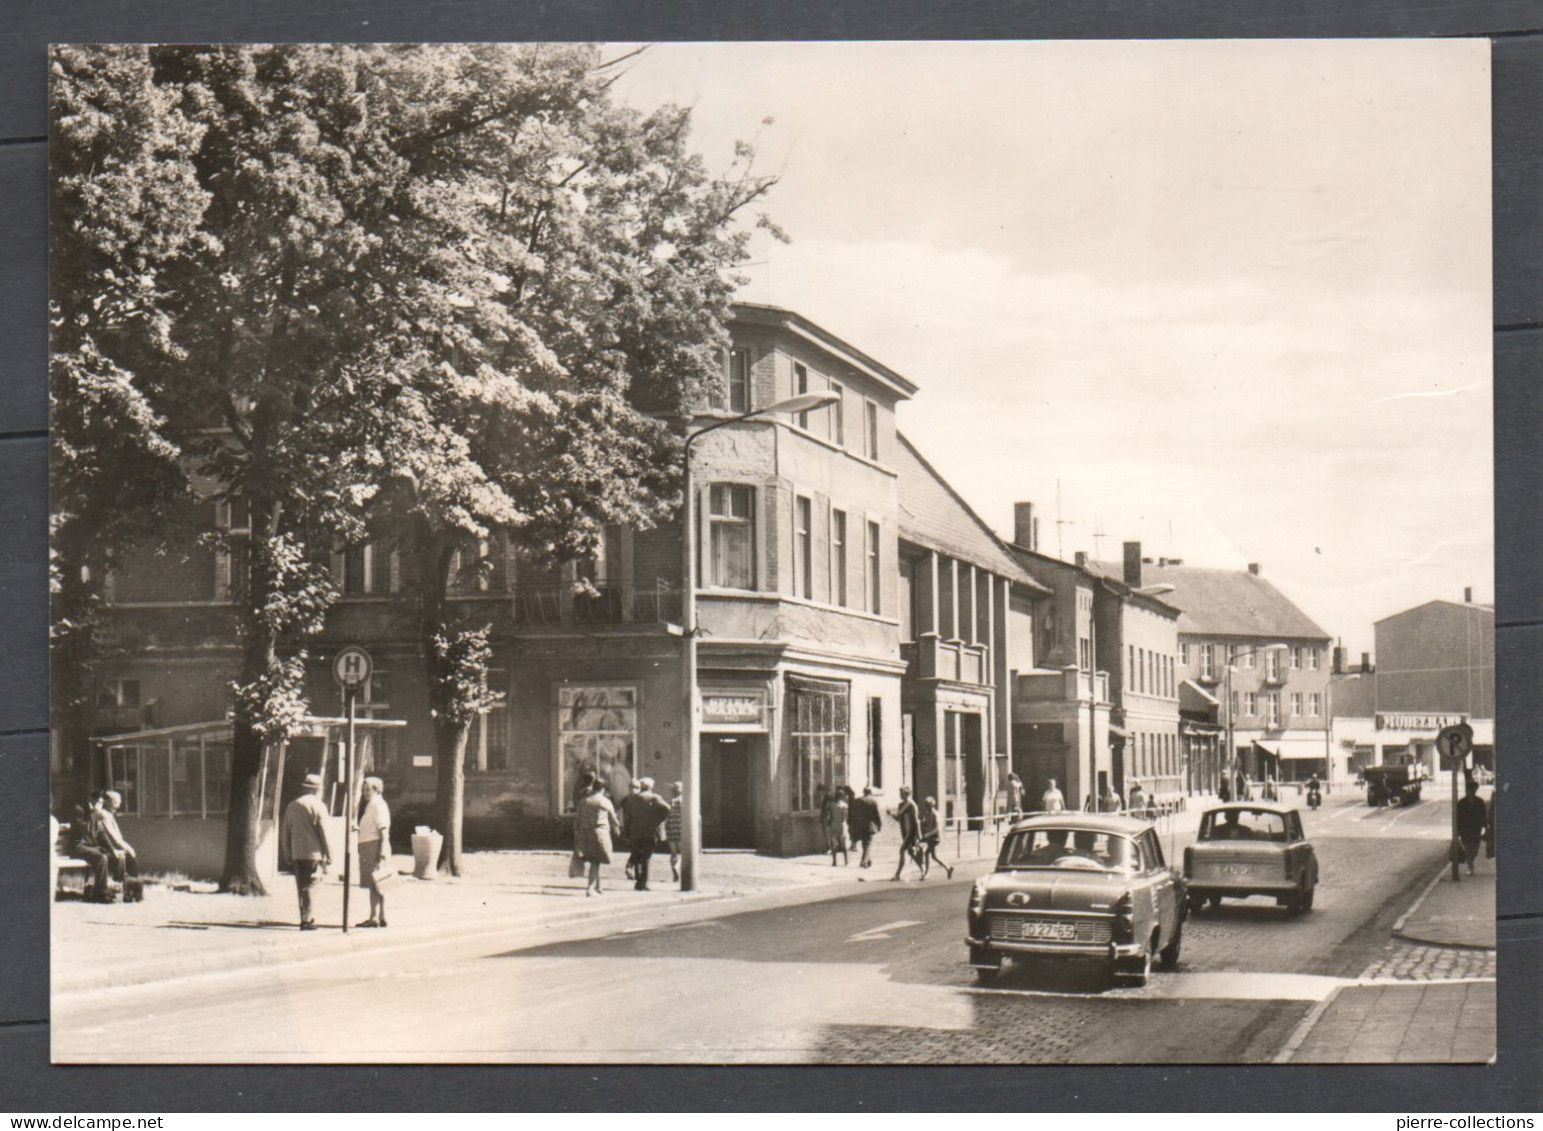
top-left (433, 715), bottom-right (471, 876)
top-left (220, 626), bottom-right (275, 895)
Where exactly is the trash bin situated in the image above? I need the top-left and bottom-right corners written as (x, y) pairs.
top-left (411, 829), bottom-right (443, 879)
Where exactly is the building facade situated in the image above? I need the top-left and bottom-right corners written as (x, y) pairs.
top-left (895, 437), bottom-right (1047, 827)
top-left (73, 303), bottom-right (959, 869)
top-left (1330, 593), bottom-right (1495, 780)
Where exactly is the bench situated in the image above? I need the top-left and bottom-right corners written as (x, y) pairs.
top-left (53, 822), bottom-right (92, 898)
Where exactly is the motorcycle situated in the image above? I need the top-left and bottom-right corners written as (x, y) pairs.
top-left (1306, 783), bottom-right (1322, 810)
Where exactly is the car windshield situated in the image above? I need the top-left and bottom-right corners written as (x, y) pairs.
top-left (1201, 809), bottom-right (1288, 842)
top-left (999, 828), bottom-right (1137, 872)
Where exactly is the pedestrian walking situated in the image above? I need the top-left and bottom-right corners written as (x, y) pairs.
top-left (1234, 769), bottom-right (1249, 802)
top-left (354, 776), bottom-right (391, 928)
top-left (666, 780), bottom-right (684, 882)
top-left (821, 784), bottom-right (851, 866)
top-left (918, 796), bottom-right (952, 879)
top-left (280, 773), bottom-right (333, 931)
top-left (622, 778), bottom-right (642, 880)
top-left (1099, 782), bottom-right (1124, 814)
top-left (1217, 774), bottom-right (1232, 802)
top-left (1126, 780), bottom-right (1147, 820)
top-left (1040, 777), bottom-right (1065, 814)
top-left (574, 778), bottom-right (620, 896)
top-left (620, 777), bottom-right (671, 891)
top-left (1006, 772), bottom-right (1024, 819)
top-left (891, 786), bottom-right (924, 882)
top-left (1455, 777), bottom-right (1488, 875)
top-left (848, 786), bottom-right (882, 868)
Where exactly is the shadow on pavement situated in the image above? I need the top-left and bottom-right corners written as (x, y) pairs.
top-left (160, 919), bottom-right (297, 932)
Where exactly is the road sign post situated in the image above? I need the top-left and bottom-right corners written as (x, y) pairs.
top-left (332, 647), bottom-right (374, 932)
top-left (1436, 723), bottom-right (1474, 883)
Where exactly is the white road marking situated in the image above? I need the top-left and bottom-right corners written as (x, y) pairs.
top-left (846, 919), bottom-right (925, 943)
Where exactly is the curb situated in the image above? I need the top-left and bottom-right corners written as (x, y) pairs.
top-left (1391, 864), bottom-right (1496, 951)
top-left (1273, 983), bottom-right (1346, 1064)
top-left (54, 854), bottom-right (995, 998)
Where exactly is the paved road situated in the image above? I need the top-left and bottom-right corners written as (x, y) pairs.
top-left (53, 792), bottom-right (1453, 1064)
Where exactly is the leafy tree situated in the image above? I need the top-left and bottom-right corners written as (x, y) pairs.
top-left (50, 43), bottom-right (778, 889)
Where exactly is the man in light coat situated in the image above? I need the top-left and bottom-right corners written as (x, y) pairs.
top-left (281, 773), bottom-right (333, 930)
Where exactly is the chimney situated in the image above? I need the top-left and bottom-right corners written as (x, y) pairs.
top-left (1360, 652), bottom-right (1373, 674)
top-left (1247, 562), bottom-right (1261, 576)
top-left (1123, 541), bottom-right (1142, 588)
top-left (1074, 551), bottom-right (1088, 569)
top-left (1464, 587), bottom-right (1473, 603)
top-left (1332, 645), bottom-right (1344, 674)
top-left (1014, 502), bottom-right (1038, 551)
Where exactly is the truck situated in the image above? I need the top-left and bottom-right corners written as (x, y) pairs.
top-left (1363, 764), bottom-right (1426, 807)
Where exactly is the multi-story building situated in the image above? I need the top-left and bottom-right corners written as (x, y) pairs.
top-left (77, 303), bottom-right (1061, 872)
top-left (896, 439), bottom-right (1046, 825)
top-left (1330, 591), bottom-right (1494, 780)
top-left (1138, 558), bottom-right (1332, 786)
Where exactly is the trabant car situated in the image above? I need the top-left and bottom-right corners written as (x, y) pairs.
top-left (1183, 802), bottom-right (1318, 915)
top-left (965, 814), bottom-right (1185, 987)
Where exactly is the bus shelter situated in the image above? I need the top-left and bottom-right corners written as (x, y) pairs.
top-left (91, 714), bottom-right (406, 884)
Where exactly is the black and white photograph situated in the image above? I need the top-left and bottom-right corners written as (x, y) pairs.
top-left (47, 38), bottom-right (1497, 1066)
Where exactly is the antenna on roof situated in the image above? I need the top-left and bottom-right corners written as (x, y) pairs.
top-left (1092, 515), bottom-right (1106, 561)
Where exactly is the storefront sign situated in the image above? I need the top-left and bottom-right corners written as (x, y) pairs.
top-left (701, 689), bottom-right (768, 731)
top-left (1375, 712), bottom-right (1467, 732)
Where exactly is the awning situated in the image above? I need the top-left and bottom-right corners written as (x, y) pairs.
top-left (1253, 738), bottom-right (1329, 761)
top-left (1180, 678), bottom-right (1219, 707)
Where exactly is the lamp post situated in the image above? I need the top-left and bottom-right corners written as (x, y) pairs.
top-left (679, 389), bottom-right (841, 892)
top-left (1221, 643), bottom-right (1288, 798)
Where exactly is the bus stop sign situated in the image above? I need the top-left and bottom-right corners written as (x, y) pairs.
top-left (332, 645), bottom-right (373, 691)
top-left (1436, 722), bottom-right (1473, 771)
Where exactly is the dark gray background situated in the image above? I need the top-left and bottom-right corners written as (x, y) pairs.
top-left (3, 0), bottom-right (1539, 1111)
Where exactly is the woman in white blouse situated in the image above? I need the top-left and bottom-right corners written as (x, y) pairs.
top-left (356, 776), bottom-right (391, 927)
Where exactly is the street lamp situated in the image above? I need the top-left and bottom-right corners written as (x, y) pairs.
top-left (1222, 643), bottom-right (1289, 797)
top-left (679, 390), bottom-right (841, 892)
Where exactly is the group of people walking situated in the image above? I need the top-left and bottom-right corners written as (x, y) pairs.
top-left (571, 771), bottom-right (682, 896)
top-left (818, 784), bottom-right (953, 881)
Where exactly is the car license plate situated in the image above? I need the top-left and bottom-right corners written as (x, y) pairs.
top-left (1023, 921), bottom-right (1078, 940)
top-left (1219, 864), bottom-right (1254, 876)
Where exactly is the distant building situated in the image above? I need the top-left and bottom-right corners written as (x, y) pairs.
top-left (1126, 558), bottom-right (1333, 788)
top-left (1330, 592), bottom-right (1494, 780)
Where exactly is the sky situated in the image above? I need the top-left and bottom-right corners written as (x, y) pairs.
top-left (612, 40), bottom-right (1493, 658)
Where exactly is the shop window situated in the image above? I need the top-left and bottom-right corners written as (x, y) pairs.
top-left (709, 484), bottom-right (756, 590)
top-left (558, 685), bottom-right (637, 810)
top-left (789, 676), bottom-right (849, 813)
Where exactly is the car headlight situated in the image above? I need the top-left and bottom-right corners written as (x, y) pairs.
top-left (968, 878), bottom-right (988, 916)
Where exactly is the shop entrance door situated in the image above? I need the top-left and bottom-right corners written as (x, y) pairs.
top-left (702, 735), bottom-right (757, 847)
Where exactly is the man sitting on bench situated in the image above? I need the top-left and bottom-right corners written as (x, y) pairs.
top-left (96, 790), bottom-right (141, 901)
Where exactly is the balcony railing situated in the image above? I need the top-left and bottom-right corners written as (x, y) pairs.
top-left (903, 635), bottom-right (990, 685)
top-left (511, 581), bottom-right (682, 627)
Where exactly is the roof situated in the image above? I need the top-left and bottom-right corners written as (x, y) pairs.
top-left (895, 433), bottom-right (1049, 593)
top-left (1198, 801), bottom-right (1300, 817)
top-left (1089, 561), bottom-right (1330, 641)
top-left (1373, 598), bottom-right (1495, 625)
top-left (731, 302), bottom-right (919, 399)
top-left (1005, 813), bottom-right (1150, 837)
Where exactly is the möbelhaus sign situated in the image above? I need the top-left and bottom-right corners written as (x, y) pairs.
top-left (1375, 712), bottom-right (1468, 732)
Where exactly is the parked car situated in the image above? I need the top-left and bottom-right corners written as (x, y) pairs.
top-left (1184, 802), bottom-right (1318, 915)
top-left (965, 813), bottom-right (1185, 987)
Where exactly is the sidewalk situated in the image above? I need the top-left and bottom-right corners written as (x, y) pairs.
top-left (51, 843), bottom-right (999, 996)
top-left (1281, 862), bottom-right (1497, 1063)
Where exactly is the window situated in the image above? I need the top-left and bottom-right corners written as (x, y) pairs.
top-left (789, 676), bottom-right (849, 812)
top-left (830, 382), bottom-right (845, 446)
top-left (104, 735), bottom-right (231, 818)
top-left (1244, 691), bottom-right (1258, 716)
top-left (1230, 691), bottom-right (1239, 716)
top-left (1291, 646), bottom-right (1302, 670)
top-left (214, 495), bottom-right (251, 600)
top-left (724, 347), bottom-right (751, 414)
top-left (1179, 640), bottom-right (1190, 666)
top-left (867, 520), bottom-right (882, 614)
top-left (359, 670), bottom-right (399, 772)
top-left (469, 668), bottom-right (509, 773)
top-left (97, 678), bottom-right (140, 709)
top-left (864, 399), bottom-right (880, 460)
top-left (1291, 692), bottom-right (1303, 717)
top-left (1200, 643), bottom-right (1215, 679)
top-left (1308, 692), bottom-right (1321, 716)
top-left (794, 363), bottom-right (810, 430)
top-left (1265, 692), bottom-right (1281, 727)
top-left (900, 558), bottom-right (917, 640)
top-left (1266, 650), bottom-right (1283, 680)
top-left (795, 496), bottom-right (813, 600)
top-left (1128, 645), bottom-right (1135, 689)
top-left (867, 697), bottom-right (883, 788)
top-left (1079, 635), bottom-right (1092, 672)
top-left (558, 686), bottom-right (637, 811)
top-left (1308, 647), bottom-right (1321, 671)
top-left (1228, 644), bottom-right (1242, 667)
top-left (1242, 648), bottom-right (1256, 670)
top-left (831, 510), bottom-right (848, 607)
top-left (448, 534), bottom-right (508, 594)
top-left (338, 542), bottom-right (391, 595)
top-left (709, 484), bottom-right (756, 589)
